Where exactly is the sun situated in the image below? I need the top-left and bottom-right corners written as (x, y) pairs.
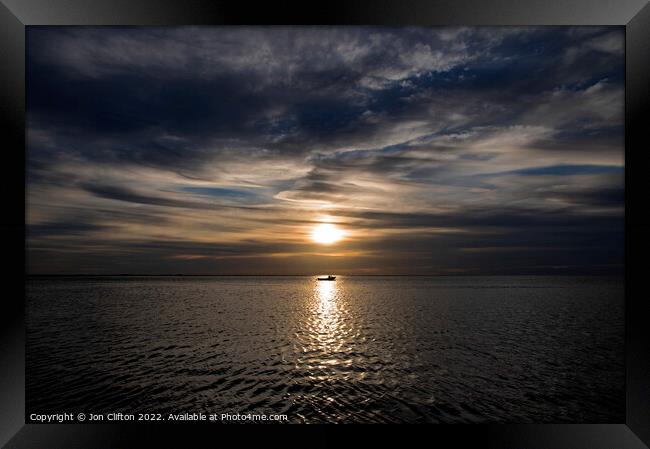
top-left (311, 223), bottom-right (345, 245)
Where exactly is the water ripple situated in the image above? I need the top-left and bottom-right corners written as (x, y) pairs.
top-left (27, 275), bottom-right (624, 423)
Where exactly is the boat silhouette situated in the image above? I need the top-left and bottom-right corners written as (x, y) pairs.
top-left (317, 275), bottom-right (336, 281)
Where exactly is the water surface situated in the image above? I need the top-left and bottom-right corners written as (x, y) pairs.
top-left (27, 276), bottom-right (624, 423)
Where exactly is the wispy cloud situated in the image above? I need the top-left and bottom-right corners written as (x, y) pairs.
top-left (26, 26), bottom-right (624, 274)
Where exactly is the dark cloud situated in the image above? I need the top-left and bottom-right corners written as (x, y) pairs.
top-left (28, 222), bottom-right (112, 239)
top-left (499, 165), bottom-right (622, 176)
top-left (26, 26), bottom-right (624, 274)
top-left (80, 182), bottom-right (268, 212)
top-left (333, 206), bottom-right (623, 231)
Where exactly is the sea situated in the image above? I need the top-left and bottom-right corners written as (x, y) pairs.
top-left (26, 275), bottom-right (624, 423)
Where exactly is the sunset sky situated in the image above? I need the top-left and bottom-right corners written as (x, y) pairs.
top-left (27, 26), bottom-right (624, 275)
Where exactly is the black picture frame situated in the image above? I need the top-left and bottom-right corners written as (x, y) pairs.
top-left (1, 1), bottom-right (648, 447)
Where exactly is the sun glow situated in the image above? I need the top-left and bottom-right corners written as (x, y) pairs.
top-left (311, 223), bottom-right (345, 245)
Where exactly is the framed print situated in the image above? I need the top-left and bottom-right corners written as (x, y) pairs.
top-left (1, 0), bottom-right (649, 448)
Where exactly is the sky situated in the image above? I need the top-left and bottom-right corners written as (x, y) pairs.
top-left (26, 26), bottom-right (624, 275)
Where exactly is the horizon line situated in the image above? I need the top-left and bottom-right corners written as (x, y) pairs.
top-left (25, 273), bottom-right (624, 277)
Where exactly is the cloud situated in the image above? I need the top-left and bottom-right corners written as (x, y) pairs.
top-left (26, 26), bottom-right (624, 274)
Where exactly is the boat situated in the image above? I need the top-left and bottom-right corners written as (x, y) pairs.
top-left (317, 275), bottom-right (336, 281)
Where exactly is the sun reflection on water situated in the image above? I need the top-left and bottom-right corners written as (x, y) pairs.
top-left (293, 277), bottom-right (361, 389)
top-left (315, 279), bottom-right (340, 345)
